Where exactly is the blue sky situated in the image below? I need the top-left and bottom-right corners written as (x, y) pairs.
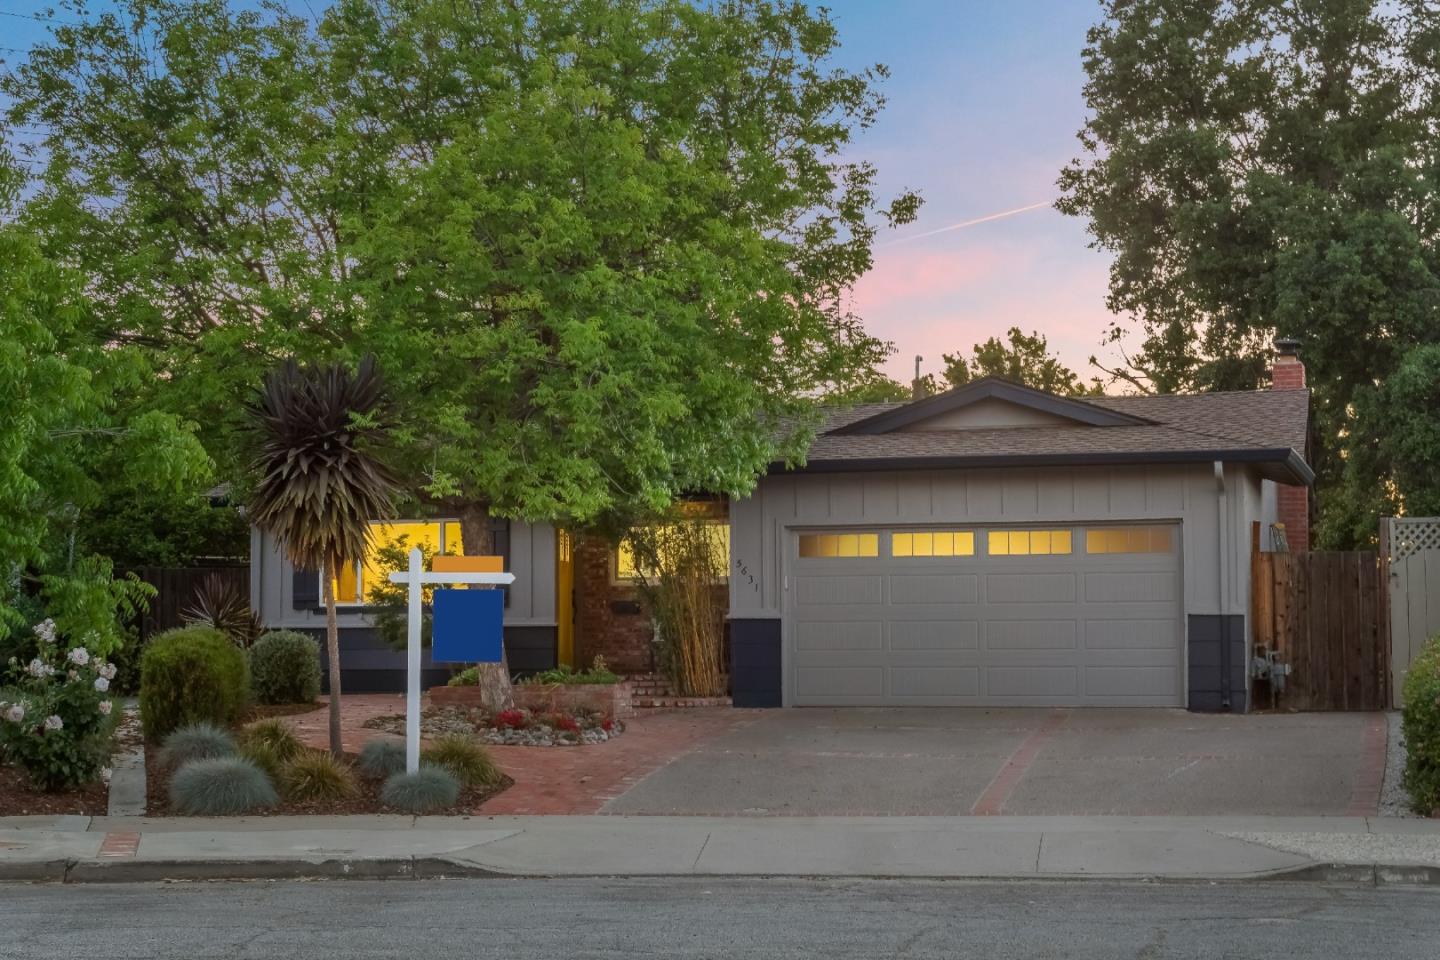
top-left (3, 1), bottom-right (1118, 383)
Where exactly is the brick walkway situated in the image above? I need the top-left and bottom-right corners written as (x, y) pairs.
top-left (280, 694), bottom-right (756, 815)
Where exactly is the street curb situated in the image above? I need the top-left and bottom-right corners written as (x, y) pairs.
top-left (4, 857), bottom-right (1439, 886)
top-left (1258, 862), bottom-right (1440, 886)
top-left (58, 857), bottom-right (507, 884)
top-left (0, 860), bottom-right (70, 883)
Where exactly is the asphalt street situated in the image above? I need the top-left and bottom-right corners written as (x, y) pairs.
top-left (2, 878), bottom-right (1438, 959)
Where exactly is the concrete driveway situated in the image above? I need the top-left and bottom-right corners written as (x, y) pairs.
top-left (601, 708), bottom-right (1388, 817)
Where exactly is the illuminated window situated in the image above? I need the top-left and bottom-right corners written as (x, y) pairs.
top-left (985, 529), bottom-right (1073, 557)
top-left (798, 532), bottom-right (880, 559)
top-left (615, 522), bottom-right (731, 582)
top-left (322, 520), bottom-right (462, 605)
top-left (1084, 525), bottom-right (1174, 554)
top-left (891, 531), bottom-right (975, 557)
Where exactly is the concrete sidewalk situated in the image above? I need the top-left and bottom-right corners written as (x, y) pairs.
top-left (3, 814), bottom-right (1440, 884)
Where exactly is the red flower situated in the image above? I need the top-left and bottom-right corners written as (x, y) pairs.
top-left (551, 713), bottom-right (581, 733)
top-left (495, 709), bottom-right (528, 730)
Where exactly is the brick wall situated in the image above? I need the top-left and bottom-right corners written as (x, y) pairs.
top-left (1270, 345), bottom-right (1310, 550)
top-left (574, 534), bottom-right (656, 675)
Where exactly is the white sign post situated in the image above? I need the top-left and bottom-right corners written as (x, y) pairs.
top-left (388, 547), bottom-right (515, 774)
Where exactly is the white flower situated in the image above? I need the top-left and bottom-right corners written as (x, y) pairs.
top-left (98, 699), bottom-right (113, 716)
top-left (67, 647), bottom-right (90, 666)
top-left (43, 715), bottom-right (63, 732)
top-left (93, 676), bottom-right (110, 693)
top-left (2, 703), bottom-right (21, 724)
top-left (26, 658), bottom-right (53, 679)
top-left (98, 662), bottom-right (117, 681)
top-left (32, 619), bottom-right (57, 644)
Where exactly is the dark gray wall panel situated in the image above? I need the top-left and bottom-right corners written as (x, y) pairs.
top-left (1187, 614), bottom-right (1248, 712)
top-left (731, 618), bottom-right (782, 708)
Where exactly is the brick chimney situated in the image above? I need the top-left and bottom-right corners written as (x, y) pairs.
top-left (1270, 337), bottom-right (1309, 550)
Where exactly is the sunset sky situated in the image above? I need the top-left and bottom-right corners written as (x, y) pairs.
top-left (4, 1), bottom-right (1120, 385)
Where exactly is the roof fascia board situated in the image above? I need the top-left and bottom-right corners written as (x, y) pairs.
top-left (770, 447), bottom-right (1315, 486)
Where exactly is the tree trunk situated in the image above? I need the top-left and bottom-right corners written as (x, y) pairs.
top-left (457, 499), bottom-right (514, 712)
top-left (324, 573), bottom-right (343, 757)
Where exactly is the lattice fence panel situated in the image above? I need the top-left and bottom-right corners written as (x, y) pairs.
top-left (1390, 519), bottom-right (1440, 561)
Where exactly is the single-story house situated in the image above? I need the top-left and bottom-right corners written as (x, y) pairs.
top-left (251, 342), bottom-right (1312, 712)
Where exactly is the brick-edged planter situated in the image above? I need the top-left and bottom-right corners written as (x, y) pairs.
top-left (430, 681), bottom-right (634, 719)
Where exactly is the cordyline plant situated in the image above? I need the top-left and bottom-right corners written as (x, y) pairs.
top-left (247, 356), bottom-right (397, 757)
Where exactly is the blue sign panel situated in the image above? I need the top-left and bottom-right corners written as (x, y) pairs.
top-left (431, 589), bottom-right (504, 664)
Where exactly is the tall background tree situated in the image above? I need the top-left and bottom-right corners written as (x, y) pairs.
top-left (942, 327), bottom-right (1102, 395)
top-left (1059, 0), bottom-right (1440, 547)
top-left (247, 357), bottom-right (397, 756)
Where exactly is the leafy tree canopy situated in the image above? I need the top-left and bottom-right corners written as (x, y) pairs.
top-left (6, 0), bottom-right (920, 540)
top-left (941, 327), bottom-right (1102, 396)
top-left (1059, 0), bottom-right (1440, 546)
top-left (0, 152), bottom-right (211, 649)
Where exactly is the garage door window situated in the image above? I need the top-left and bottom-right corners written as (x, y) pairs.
top-left (986, 529), bottom-right (1073, 556)
top-left (891, 531), bottom-right (975, 557)
top-left (1085, 526), bottom-right (1174, 554)
top-left (798, 532), bottom-right (880, 558)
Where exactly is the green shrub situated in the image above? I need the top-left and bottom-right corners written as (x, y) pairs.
top-left (421, 734), bottom-right (502, 788)
top-left (447, 666), bottom-right (479, 687)
top-left (523, 656), bottom-right (620, 686)
top-left (357, 739), bottom-right (406, 779)
top-left (381, 766), bottom-right (460, 814)
top-left (1402, 635), bottom-right (1440, 814)
top-left (247, 631), bottom-right (321, 705)
top-left (241, 719), bottom-right (305, 763)
top-left (279, 751), bottom-right (359, 803)
top-left (160, 723), bottom-right (236, 768)
top-left (169, 757), bottom-right (278, 815)
top-left (139, 626), bottom-right (249, 740)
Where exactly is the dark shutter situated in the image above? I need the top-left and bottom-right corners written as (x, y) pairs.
top-left (292, 568), bottom-right (320, 609)
top-left (491, 518), bottom-right (512, 608)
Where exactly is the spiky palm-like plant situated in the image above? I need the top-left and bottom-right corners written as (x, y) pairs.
top-left (247, 356), bottom-right (397, 757)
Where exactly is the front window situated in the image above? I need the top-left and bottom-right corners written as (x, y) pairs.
top-left (615, 521), bottom-right (731, 582)
top-left (325, 520), bottom-right (463, 604)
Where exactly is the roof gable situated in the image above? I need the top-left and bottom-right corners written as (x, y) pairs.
top-left (831, 378), bottom-right (1154, 436)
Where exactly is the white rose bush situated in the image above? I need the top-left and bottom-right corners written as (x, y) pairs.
top-left (0, 621), bottom-right (118, 791)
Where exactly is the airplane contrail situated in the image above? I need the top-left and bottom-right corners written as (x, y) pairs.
top-left (877, 200), bottom-right (1054, 249)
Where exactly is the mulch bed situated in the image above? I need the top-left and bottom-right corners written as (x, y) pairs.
top-left (144, 746), bottom-right (510, 816)
top-left (0, 764), bottom-right (110, 817)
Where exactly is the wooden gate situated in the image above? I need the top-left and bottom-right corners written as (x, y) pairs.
top-left (1251, 530), bottom-right (1387, 711)
top-left (1384, 517), bottom-right (1440, 707)
top-left (131, 566), bottom-right (250, 640)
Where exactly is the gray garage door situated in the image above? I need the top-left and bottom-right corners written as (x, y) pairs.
top-left (787, 524), bottom-right (1183, 707)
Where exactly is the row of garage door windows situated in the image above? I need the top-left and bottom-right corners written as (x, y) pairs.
top-left (797, 525), bottom-right (1175, 560)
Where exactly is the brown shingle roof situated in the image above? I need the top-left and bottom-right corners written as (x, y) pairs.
top-left (796, 384), bottom-right (1311, 484)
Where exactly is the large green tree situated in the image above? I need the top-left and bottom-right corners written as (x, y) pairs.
top-left (0, 152), bottom-right (210, 650)
top-left (1059, 0), bottom-right (1440, 546)
top-left (5, 0), bottom-right (919, 560)
top-left (941, 327), bottom-right (1102, 396)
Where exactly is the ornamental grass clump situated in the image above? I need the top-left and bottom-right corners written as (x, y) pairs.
top-left (1402, 634), bottom-right (1440, 814)
top-left (238, 739), bottom-right (285, 781)
top-left (241, 719), bottom-right (305, 763)
top-left (381, 766), bottom-right (460, 814)
top-left (169, 757), bottom-right (278, 816)
top-left (279, 751), bottom-right (359, 803)
top-left (420, 734), bottom-right (502, 788)
top-left (160, 722), bottom-right (236, 768)
top-left (0, 619), bottom-right (120, 791)
top-left (357, 739), bottom-right (406, 779)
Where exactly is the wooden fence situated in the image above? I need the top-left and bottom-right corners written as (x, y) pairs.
top-left (130, 566), bottom-right (249, 640)
top-left (1251, 528), bottom-right (1388, 711)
